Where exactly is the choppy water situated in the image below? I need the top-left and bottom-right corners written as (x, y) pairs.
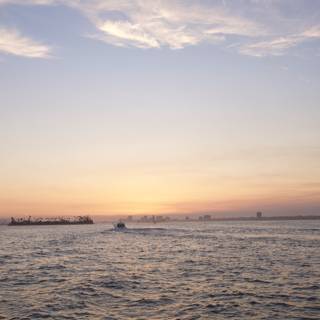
top-left (0, 220), bottom-right (319, 319)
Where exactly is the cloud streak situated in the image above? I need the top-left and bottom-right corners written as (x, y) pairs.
top-left (239, 25), bottom-right (320, 57)
top-left (0, 28), bottom-right (51, 58)
top-left (1, 0), bottom-right (320, 57)
top-left (239, 36), bottom-right (302, 57)
top-left (78, 0), bottom-right (263, 49)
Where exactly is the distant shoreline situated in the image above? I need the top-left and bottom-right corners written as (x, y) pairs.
top-left (0, 215), bottom-right (319, 225)
top-left (6, 216), bottom-right (94, 226)
top-left (90, 215), bottom-right (320, 224)
top-left (131, 215), bottom-right (320, 223)
top-left (186, 215), bottom-right (320, 222)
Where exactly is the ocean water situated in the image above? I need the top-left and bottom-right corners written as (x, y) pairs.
top-left (0, 220), bottom-right (319, 320)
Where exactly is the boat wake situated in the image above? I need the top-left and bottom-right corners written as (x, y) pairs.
top-left (102, 227), bottom-right (174, 236)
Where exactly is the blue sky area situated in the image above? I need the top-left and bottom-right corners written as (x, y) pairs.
top-left (0, 0), bottom-right (320, 216)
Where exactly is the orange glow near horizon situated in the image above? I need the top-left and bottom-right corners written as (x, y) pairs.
top-left (1, 154), bottom-right (320, 217)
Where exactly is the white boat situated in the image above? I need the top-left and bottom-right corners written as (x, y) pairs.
top-left (113, 221), bottom-right (127, 230)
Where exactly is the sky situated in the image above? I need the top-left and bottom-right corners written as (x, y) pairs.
top-left (0, 0), bottom-right (320, 218)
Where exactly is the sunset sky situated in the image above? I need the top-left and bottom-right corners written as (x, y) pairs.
top-left (1, 0), bottom-right (320, 217)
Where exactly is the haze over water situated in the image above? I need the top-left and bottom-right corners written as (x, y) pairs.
top-left (1, 220), bottom-right (319, 319)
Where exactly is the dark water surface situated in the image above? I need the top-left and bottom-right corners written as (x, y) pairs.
top-left (0, 220), bottom-right (319, 319)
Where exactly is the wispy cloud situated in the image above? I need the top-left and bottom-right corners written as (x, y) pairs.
top-left (239, 36), bottom-right (301, 57)
top-left (240, 25), bottom-right (320, 57)
top-left (0, 0), bottom-right (54, 5)
top-left (70, 0), bottom-right (320, 56)
top-left (302, 25), bottom-right (320, 39)
top-left (0, 0), bottom-right (320, 57)
top-left (78, 0), bottom-right (262, 49)
top-left (0, 28), bottom-right (51, 58)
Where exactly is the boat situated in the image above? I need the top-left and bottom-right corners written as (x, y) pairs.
top-left (113, 221), bottom-right (127, 230)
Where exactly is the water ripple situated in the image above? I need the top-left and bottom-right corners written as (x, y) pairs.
top-left (0, 220), bottom-right (319, 319)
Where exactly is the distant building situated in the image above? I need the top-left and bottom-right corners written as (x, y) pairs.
top-left (137, 215), bottom-right (170, 223)
top-left (256, 212), bottom-right (262, 219)
top-left (198, 215), bottom-right (211, 221)
top-left (140, 216), bottom-right (149, 222)
top-left (154, 215), bottom-right (170, 223)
